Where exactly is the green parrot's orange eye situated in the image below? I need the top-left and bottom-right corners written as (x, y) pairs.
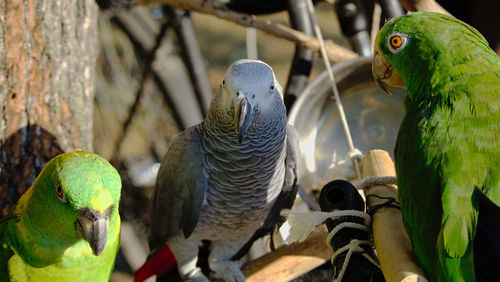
top-left (390, 36), bottom-right (402, 48)
top-left (387, 33), bottom-right (408, 54)
top-left (55, 184), bottom-right (67, 203)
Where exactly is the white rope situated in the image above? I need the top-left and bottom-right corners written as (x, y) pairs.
top-left (281, 209), bottom-right (371, 244)
top-left (325, 220), bottom-right (379, 282)
top-left (282, 208), bottom-right (383, 281)
top-left (325, 220), bottom-right (382, 282)
top-left (370, 2), bottom-right (382, 53)
top-left (354, 176), bottom-right (398, 190)
top-left (304, 0), bottom-right (361, 179)
top-left (246, 27), bottom-right (258, 60)
top-left (325, 149), bottom-right (363, 181)
top-left (332, 239), bottom-right (379, 282)
top-left (326, 222), bottom-right (369, 250)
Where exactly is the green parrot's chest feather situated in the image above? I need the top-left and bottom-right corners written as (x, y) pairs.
top-left (4, 215), bottom-right (120, 281)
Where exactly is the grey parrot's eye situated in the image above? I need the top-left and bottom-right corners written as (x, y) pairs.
top-left (270, 84), bottom-right (275, 93)
top-left (55, 184), bottom-right (67, 204)
top-left (387, 33), bottom-right (408, 54)
top-left (221, 80), bottom-right (225, 87)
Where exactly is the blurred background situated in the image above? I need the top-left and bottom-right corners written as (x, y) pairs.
top-left (95, 2), bottom-right (350, 280)
top-left (92, 0), bottom-right (499, 280)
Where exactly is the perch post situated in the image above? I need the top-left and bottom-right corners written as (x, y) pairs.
top-left (361, 149), bottom-right (428, 282)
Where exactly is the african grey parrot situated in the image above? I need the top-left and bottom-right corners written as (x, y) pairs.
top-left (149, 59), bottom-right (301, 281)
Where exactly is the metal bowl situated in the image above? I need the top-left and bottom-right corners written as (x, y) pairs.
top-left (288, 56), bottom-right (406, 191)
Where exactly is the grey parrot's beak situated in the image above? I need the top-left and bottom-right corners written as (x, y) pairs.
top-left (235, 93), bottom-right (253, 144)
top-left (372, 48), bottom-right (405, 95)
top-left (76, 208), bottom-right (108, 256)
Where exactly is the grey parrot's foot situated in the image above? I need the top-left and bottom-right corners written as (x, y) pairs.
top-left (211, 260), bottom-right (247, 282)
top-left (185, 268), bottom-right (209, 282)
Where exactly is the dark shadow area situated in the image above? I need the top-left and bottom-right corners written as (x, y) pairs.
top-left (0, 125), bottom-right (63, 218)
top-left (438, 0), bottom-right (500, 53)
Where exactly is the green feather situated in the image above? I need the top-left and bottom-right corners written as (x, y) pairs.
top-left (0, 150), bottom-right (121, 281)
top-left (376, 12), bottom-right (500, 282)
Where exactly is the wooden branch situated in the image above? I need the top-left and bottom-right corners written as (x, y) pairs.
top-left (240, 226), bottom-right (331, 282)
top-left (137, 0), bottom-right (358, 63)
top-left (397, 0), bottom-right (451, 15)
top-left (361, 150), bottom-right (428, 282)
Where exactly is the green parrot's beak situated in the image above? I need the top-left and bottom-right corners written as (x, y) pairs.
top-left (76, 208), bottom-right (109, 256)
top-left (235, 93), bottom-right (253, 144)
top-left (372, 47), bottom-right (405, 95)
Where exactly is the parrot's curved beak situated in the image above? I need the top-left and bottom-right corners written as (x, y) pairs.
top-left (76, 208), bottom-right (109, 256)
top-left (235, 93), bottom-right (253, 144)
top-left (372, 48), bottom-right (405, 95)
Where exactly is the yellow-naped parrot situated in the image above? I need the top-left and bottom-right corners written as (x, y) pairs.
top-left (372, 12), bottom-right (500, 281)
top-left (0, 150), bottom-right (122, 281)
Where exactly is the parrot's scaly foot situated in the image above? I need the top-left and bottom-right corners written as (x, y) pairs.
top-left (211, 260), bottom-right (246, 282)
top-left (185, 269), bottom-right (210, 282)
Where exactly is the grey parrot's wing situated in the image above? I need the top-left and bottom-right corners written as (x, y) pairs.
top-left (149, 124), bottom-right (207, 252)
top-left (283, 124), bottom-right (300, 191)
top-left (232, 124), bottom-right (300, 259)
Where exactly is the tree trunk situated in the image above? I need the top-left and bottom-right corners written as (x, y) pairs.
top-left (0, 0), bottom-right (99, 216)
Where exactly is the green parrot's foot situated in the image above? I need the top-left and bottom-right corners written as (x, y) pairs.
top-left (185, 268), bottom-right (209, 282)
top-left (211, 260), bottom-right (246, 282)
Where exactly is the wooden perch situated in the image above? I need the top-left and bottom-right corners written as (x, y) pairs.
top-left (361, 150), bottom-right (428, 282)
top-left (397, 0), bottom-right (451, 15)
top-left (137, 0), bottom-right (358, 63)
top-left (239, 226), bottom-right (331, 282)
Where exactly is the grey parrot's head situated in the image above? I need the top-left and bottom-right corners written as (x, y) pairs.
top-left (209, 59), bottom-right (285, 143)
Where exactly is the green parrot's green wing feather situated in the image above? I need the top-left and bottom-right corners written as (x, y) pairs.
top-left (438, 33), bottom-right (500, 259)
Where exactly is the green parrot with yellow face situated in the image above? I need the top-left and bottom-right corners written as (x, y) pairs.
top-left (0, 150), bottom-right (122, 281)
top-left (372, 12), bottom-right (500, 281)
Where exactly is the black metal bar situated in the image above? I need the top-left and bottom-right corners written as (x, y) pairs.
top-left (165, 7), bottom-right (213, 116)
top-left (226, 0), bottom-right (288, 15)
top-left (110, 18), bottom-right (171, 163)
top-left (112, 15), bottom-right (187, 130)
top-left (378, 0), bottom-right (404, 20)
top-left (284, 0), bottom-right (314, 112)
top-left (335, 0), bottom-right (372, 56)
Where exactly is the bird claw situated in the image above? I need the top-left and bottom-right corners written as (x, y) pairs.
top-left (186, 269), bottom-right (210, 282)
top-left (211, 260), bottom-right (247, 282)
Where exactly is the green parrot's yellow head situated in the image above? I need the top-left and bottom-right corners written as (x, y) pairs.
top-left (372, 12), bottom-right (492, 100)
top-left (19, 150), bottom-right (122, 257)
top-left (372, 28), bottom-right (405, 95)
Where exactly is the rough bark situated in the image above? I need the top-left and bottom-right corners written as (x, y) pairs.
top-left (0, 0), bottom-right (99, 216)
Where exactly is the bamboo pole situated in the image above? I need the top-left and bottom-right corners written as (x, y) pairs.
top-left (137, 0), bottom-right (358, 63)
top-left (361, 150), bottom-right (428, 282)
